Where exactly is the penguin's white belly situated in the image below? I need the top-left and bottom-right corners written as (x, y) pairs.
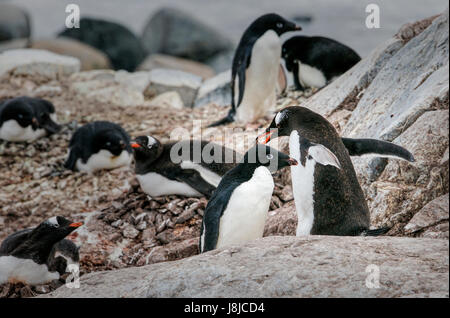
top-left (289, 130), bottom-right (315, 236)
top-left (0, 120), bottom-right (46, 142)
top-left (75, 149), bottom-right (132, 173)
top-left (0, 256), bottom-right (59, 285)
top-left (137, 172), bottom-right (202, 197)
top-left (216, 166), bottom-right (274, 249)
top-left (298, 62), bottom-right (327, 89)
top-left (236, 30), bottom-right (281, 123)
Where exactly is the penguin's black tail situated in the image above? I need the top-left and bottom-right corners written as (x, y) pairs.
top-left (207, 109), bottom-right (235, 127)
top-left (361, 227), bottom-right (390, 236)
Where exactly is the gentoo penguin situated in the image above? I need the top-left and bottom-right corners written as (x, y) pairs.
top-left (131, 136), bottom-right (240, 198)
top-left (282, 36), bottom-right (361, 91)
top-left (257, 106), bottom-right (414, 236)
top-left (0, 96), bottom-right (61, 142)
top-left (208, 13), bottom-right (301, 126)
top-left (65, 121), bottom-right (133, 173)
top-left (0, 216), bottom-right (82, 285)
top-left (199, 144), bottom-right (297, 253)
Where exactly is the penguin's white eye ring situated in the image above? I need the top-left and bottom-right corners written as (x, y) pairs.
top-left (52, 223), bottom-right (59, 228)
top-left (277, 22), bottom-right (283, 28)
top-left (266, 154), bottom-right (274, 160)
top-left (18, 114), bottom-right (24, 119)
top-left (105, 141), bottom-right (112, 147)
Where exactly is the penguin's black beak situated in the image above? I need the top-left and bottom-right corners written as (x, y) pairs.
top-left (287, 158), bottom-right (298, 166)
top-left (42, 120), bottom-right (61, 134)
top-left (31, 117), bottom-right (39, 130)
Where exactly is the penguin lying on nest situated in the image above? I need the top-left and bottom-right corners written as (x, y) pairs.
top-left (65, 121), bottom-right (133, 173)
top-left (131, 135), bottom-right (240, 198)
top-left (0, 96), bottom-right (61, 142)
top-left (209, 13), bottom-right (301, 127)
top-left (200, 144), bottom-right (297, 253)
top-left (0, 216), bottom-right (82, 285)
top-left (282, 36), bottom-right (361, 91)
top-left (257, 106), bottom-right (415, 236)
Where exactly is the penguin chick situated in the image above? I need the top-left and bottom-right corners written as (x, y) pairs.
top-left (65, 121), bottom-right (132, 173)
top-left (199, 144), bottom-right (297, 253)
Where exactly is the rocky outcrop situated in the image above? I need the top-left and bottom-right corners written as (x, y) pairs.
top-left (137, 54), bottom-right (215, 80)
top-left (0, 49), bottom-right (80, 79)
top-left (59, 18), bottom-right (145, 72)
top-left (194, 70), bottom-right (231, 108)
top-left (42, 236), bottom-right (449, 298)
top-left (141, 7), bottom-right (233, 63)
top-left (31, 38), bottom-right (111, 71)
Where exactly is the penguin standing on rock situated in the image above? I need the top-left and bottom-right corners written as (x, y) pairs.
top-left (0, 216), bottom-right (82, 285)
top-left (0, 96), bottom-right (61, 142)
top-left (282, 36), bottom-right (361, 91)
top-left (209, 13), bottom-right (301, 127)
top-left (131, 135), bottom-right (240, 198)
top-left (257, 106), bottom-right (415, 236)
top-left (199, 144), bottom-right (297, 253)
top-left (65, 121), bottom-right (133, 173)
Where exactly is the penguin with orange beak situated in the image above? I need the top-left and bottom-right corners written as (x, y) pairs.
top-left (0, 216), bottom-right (83, 285)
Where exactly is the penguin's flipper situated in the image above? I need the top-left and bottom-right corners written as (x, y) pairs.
top-left (41, 118), bottom-right (62, 134)
top-left (342, 138), bottom-right (415, 162)
top-left (207, 109), bottom-right (235, 127)
top-left (172, 169), bottom-right (217, 198)
top-left (361, 227), bottom-right (390, 236)
top-left (64, 148), bottom-right (80, 171)
top-left (201, 197), bottom-right (226, 253)
top-left (292, 62), bottom-right (305, 91)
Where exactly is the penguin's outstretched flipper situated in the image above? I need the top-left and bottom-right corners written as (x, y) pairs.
top-left (166, 169), bottom-right (217, 198)
top-left (361, 227), bottom-right (390, 236)
top-left (207, 109), bottom-right (236, 127)
top-left (342, 137), bottom-right (415, 162)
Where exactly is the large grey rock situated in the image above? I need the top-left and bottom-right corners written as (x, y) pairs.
top-left (0, 4), bottom-right (30, 42)
top-left (194, 70), bottom-right (231, 108)
top-left (0, 49), bottom-right (80, 79)
top-left (141, 7), bottom-right (233, 63)
top-left (31, 37), bottom-right (111, 71)
top-left (404, 195), bottom-right (449, 237)
top-left (144, 69), bottom-right (203, 107)
top-left (42, 236), bottom-right (449, 298)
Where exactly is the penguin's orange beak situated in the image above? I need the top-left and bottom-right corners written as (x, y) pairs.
top-left (69, 222), bottom-right (83, 228)
top-left (256, 130), bottom-right (274, 144)
top-left (131, 142), bottom-right (141, 148)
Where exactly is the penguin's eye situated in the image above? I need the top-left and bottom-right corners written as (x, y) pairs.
top-left (277, 22), bottom-right (283, 29)
top-left (105, 141), bottom-right (112, 147)
top-left (266, 154), bottom-right (274, 160)
top-left (52, 223), bottom-right (59, 228)
top-left (17, 114), bottom-right (23, 119)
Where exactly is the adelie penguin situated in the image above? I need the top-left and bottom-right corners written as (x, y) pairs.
top-left (0, 96), bottom-right (61, 142)
top-left (282, 36), bottom-right (361, 91)
top-left (65, 121), bottom-right (133, 173)
top-left (209, 13), bottom-right (301, 127)
top-left (199, 144), bottom-right (297, 253)
top-left (131, 136), bottom-right (240, 198)
top-left (257, 106), bottom-right (415, 236)
top-left (0, 216), bottom-right (82, 285)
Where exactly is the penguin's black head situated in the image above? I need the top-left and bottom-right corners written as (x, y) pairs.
top-left (282, 36), bottom-right (302, 71)
top-left (0, 98), bottom-right (38, 129)
top-left (242, 144), bottom-right (297, 173)
top-left (250, 13), bottom-right (302, 37)
top-left (30, 216), bottom-right (83, 246)
top-left (93, 127), bottom-right (131, 156)
top-left (130, 135), bottom-right (163, 164)
top-left (34, 98), bottom-right (61, 135)
top-left (256, 106), bottom-right (331, 144)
